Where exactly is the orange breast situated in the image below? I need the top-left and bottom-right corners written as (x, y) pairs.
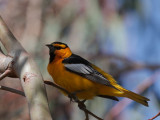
top-left (47, 59), bottom-right (98, 99)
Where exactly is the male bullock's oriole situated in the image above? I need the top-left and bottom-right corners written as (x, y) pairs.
top-left (47, 42), bottom-right (149, 106)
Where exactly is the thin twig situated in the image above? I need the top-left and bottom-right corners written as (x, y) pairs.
top-left (44, 80), bottom-right (70, 94)
top-left (0, 69), bottom-right (12, 81)
top-left (0, 85), bottom-right (25, 96)
top-left (85, 111), bottom-right (89, 120)
top-left (44, 80), bottom-right (103, 120)
top-left (148, 111), bottom-right (160, 120)
top-left (82, 106), bottom-right (102, 120)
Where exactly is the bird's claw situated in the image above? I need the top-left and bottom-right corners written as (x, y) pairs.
top-left (68, 92), bottom-right (78, 103)
top-left (78, 100), bottom-right (86, 110)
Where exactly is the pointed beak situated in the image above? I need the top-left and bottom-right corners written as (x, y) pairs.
top-left (46, 44), bottom-right (55, 53)
top-left (46, 44), bottom-right (52, 48)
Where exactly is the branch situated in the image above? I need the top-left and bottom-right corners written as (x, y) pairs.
top-left (0, 52), bottom-right (17, 79)
top-left (44, 80), bottom-right (103, 120)
top-left (0, 85), bottom-right (25, 96)
top-left (149, 111), bottom-right (160, 120)
top-left (0, 52), bottom-right (13, 72)
top-left (0, 69), bottom-right (12, 80)
top-left (0, 16), bottom-right (52, 120)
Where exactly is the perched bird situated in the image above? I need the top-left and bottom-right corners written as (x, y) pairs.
top-left (46, 42), bottom-right (149, 106)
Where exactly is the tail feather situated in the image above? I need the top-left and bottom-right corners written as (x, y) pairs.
top-left (123, 89), bottom-right (150, 106)
top-left (112, 85), bottom-right (150, 106)
top-left (98, 85), bottom-right (149, 106)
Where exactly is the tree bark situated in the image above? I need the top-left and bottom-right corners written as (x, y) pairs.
top-left (0, 16), bottom-right (52, 120)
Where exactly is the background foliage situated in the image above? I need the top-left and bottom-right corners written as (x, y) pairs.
top-left (0, 0), bottom-right (160, 120)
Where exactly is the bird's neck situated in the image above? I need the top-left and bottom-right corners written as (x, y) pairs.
top-left (49, 52), bottom-right (55, 63)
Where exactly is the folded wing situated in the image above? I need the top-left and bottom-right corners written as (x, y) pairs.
top-left (63, 54), bottom-right (115, 88)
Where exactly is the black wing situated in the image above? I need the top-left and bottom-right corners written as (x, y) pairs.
top-left (97, 95), bottom-right (119, 101)
top-left (62, 54), bottom-right (115, 88)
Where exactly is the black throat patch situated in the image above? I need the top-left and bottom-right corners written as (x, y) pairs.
top-left (49, 52), bottom-right (55, 63)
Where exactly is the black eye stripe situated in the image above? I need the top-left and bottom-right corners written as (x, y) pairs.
top-left (55, 46), bottom-right (62, 50)
top-left (54, 46), bottom-right (67, 50)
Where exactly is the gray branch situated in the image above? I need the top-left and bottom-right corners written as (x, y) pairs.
top-left (0, 85), bottom-right (25, 97)
top-left (0, 16), bottom-right (52, 120)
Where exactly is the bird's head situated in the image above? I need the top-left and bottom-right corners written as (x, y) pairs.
top-left (46, 42), bottom-right (72, 63)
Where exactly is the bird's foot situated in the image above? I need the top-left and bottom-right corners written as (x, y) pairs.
top-left (78, 99), bottom-right (86, 110)
top-left (68, 90), bottom-right (85, 103)
top-left (68, 92), bottom-right (79, 103)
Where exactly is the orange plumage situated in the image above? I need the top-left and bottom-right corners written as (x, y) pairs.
top-left (47, 42), bottom-right (149, 106)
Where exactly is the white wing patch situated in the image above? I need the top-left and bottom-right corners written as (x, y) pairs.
top-left (64, 64), bottom-right (92, 74)
top-left (63, 54), bottom-right (118, 89)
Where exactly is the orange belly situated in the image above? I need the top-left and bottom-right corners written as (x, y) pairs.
top-left (47, 59), bottom-right (124, 99)
top-left (47, 59), bottom-right (100, 99)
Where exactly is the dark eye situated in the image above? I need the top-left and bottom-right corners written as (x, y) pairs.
top-left (55, 46), bottom-right (62, 50)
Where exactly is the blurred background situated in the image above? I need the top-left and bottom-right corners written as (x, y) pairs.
top-left (0, 0), bottom-right (160, 120)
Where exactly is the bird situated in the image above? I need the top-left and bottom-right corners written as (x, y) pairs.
top-left (46, 41), bottom-right (149, 106)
